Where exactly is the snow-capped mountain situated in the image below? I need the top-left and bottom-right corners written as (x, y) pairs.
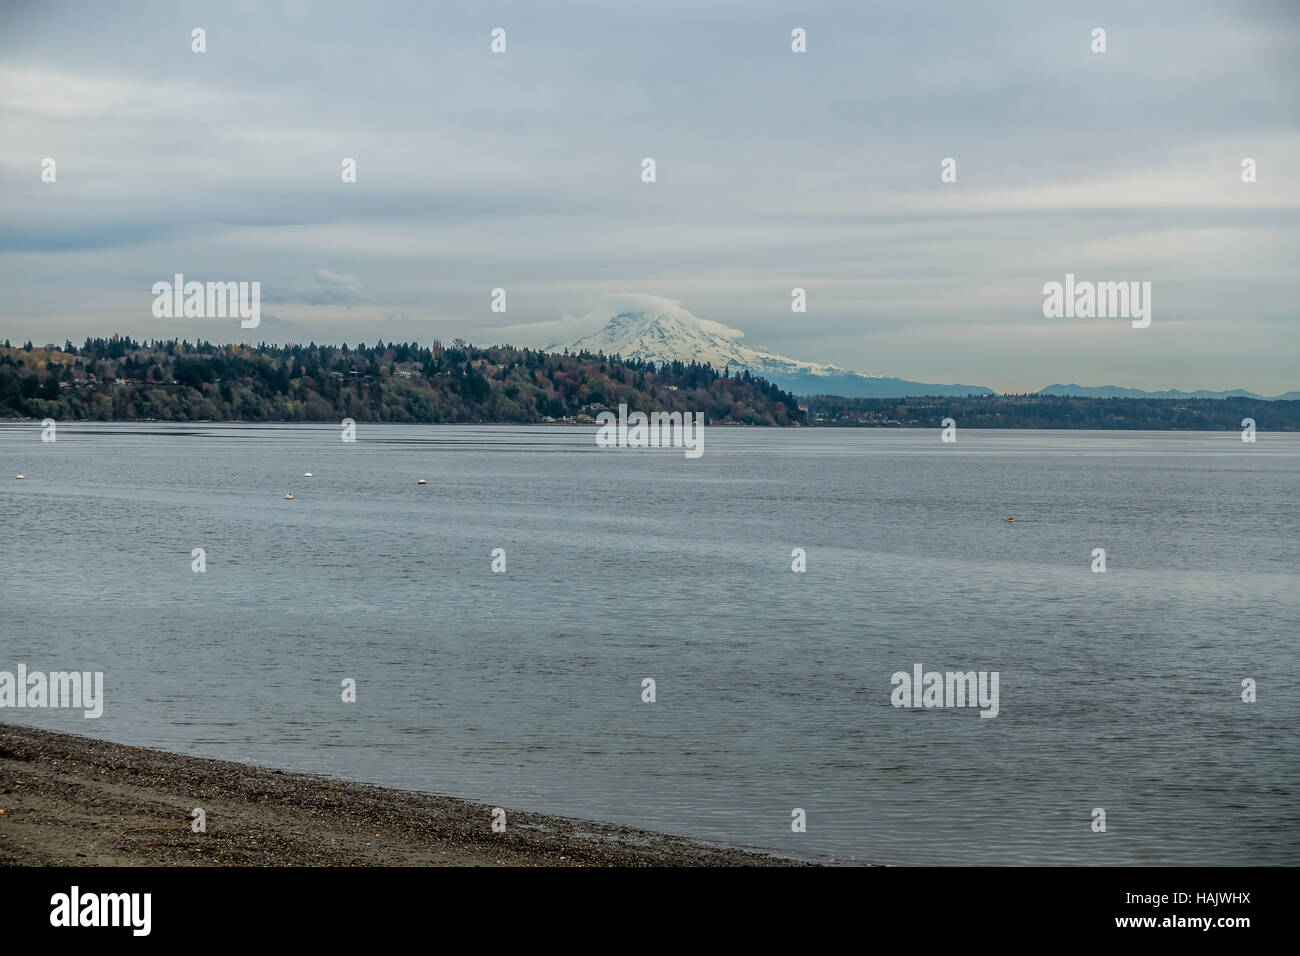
top-left (552, 295), bottom-right (993, 398)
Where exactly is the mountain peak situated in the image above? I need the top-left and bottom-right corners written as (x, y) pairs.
top-left (553, 295), bottom-right (994, 398)
top-left (559, 294), bottom-right (856, 378)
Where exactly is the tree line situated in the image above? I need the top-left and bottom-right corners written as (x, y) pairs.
top-left (0, 337), bottom-right (806, 426)
top-left (803, 393), bottom-right (1300, 430)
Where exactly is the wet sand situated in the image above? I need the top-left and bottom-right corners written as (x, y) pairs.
top-left (0, 724), bottom-right (806, 866)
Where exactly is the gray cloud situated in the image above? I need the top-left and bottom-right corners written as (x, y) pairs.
top-left (262, 269), bottom-right (371, 307)
top-left (0, 0), bottom-right (1297, 392)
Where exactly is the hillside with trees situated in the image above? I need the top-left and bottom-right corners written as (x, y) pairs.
top-left (4, 337), bottom-right (1292, 430)
top-left (803, 393), bottom-right (1300, 430)
top-left (0, 337), bottom-right (805, 426)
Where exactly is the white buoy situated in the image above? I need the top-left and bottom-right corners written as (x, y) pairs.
top-left (15, 475), bottom-right (24, 480)
top-left (417, 479), bottom-right (427, 485)
top-left (284, 493), bottom-right (294, 499)
top-left (304, 472), bottom-right (313, 477)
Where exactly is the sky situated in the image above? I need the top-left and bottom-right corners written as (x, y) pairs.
top-left (1, 0), bottom-right (1297, 394)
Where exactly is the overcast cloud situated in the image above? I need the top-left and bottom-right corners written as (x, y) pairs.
top-left (1, 0), bottom-right (1297, 392)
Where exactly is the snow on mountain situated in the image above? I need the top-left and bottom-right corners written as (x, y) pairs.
top-left (554, 295), bottom-right (847, 378)
top-left (551, 295), bottom-right (994, 398)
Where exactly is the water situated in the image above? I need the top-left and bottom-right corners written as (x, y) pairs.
top-left (2, 422), bottom-right (1297, 865)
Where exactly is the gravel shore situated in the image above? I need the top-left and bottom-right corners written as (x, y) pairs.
top-left (0, 724), bottom-right (806, 866)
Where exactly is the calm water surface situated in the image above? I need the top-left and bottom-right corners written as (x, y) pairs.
top-left (2, 423), bottom-right (1297, 864)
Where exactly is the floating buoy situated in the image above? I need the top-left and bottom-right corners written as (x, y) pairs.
top-left (14, 475), bottom-right (24, 480)
top-left (304, 472), bottom-right (313, 477)
top-left (417, 479), bottom-right (427, 485)
top-left (1003, 516), bottom-right (1015, 522)
top-left (284, 493), bottom-right (294, 500)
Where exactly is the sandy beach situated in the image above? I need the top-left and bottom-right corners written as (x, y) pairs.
top-left (0, 724), bottom-right (804, 867)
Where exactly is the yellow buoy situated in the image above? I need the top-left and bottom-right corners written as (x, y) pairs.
top-left (284, 493), bottom-right (294, 500)
top-left (417, 479), bottom-right (427, 485)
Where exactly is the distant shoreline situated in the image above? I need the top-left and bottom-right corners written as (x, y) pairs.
top-left (8, 340), bottom-right (1295, 430)
top-left (0, 724), bottom-right (809, 867)
top-left (1, 416), bottom-right (1295, 431)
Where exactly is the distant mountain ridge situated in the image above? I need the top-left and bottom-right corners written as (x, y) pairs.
top-left (554, 295), bottom-right (1291, 400)
top-left (1038, 384), bottom-right (1300, 401)
top-left (557, 296), bottom-right (993, 398)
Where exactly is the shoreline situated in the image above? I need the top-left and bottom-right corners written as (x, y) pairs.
top-left (1, 418), bottom-right (1284, 432)
top-left (0, 724), bottom-right (809, 867)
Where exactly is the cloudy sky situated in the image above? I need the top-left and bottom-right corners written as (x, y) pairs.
top-left (1, 0), bottom-right (1297, 393)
